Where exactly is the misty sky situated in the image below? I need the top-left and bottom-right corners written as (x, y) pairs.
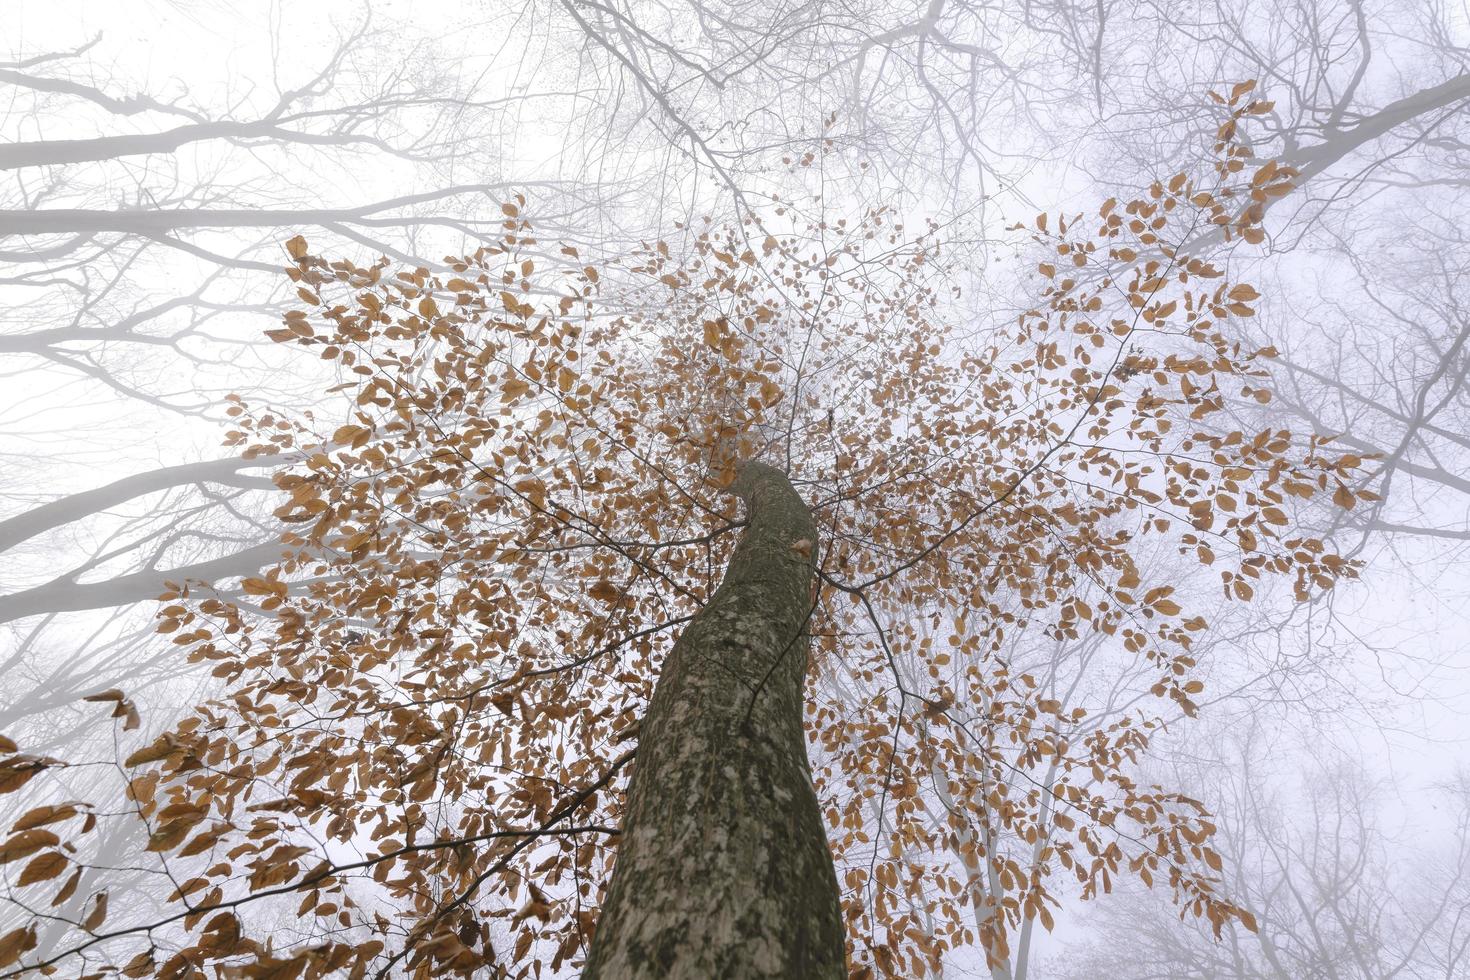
top-left (2, 1), bottom-right (1468, 977)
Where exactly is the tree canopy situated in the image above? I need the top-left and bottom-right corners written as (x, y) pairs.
top-left (0, 86), bottom-right (1372, 979)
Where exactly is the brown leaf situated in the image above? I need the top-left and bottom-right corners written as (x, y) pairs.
top-left (0, 829), bottom-right (59, 864)
top-left (588, 580), bottom-right (621, 603)
top-left (50, 867), bottom-right (81, 908)
top-left (120, 949), bottom-right (154, 978)
top-left (125, 736), bottom-right (177, 769)
top-left (14, 804), bottom-right (78, 831)
top-left (0, 924), bottom-right (36, 968)
top-left (17, 851), bottom-right (67, 886)
top-left (489, 692), bottom-right (517, 718)
top-left (82, 892), bottom-right (108, 931)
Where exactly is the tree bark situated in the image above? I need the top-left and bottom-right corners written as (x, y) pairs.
top-left (583, 462), bottom-right (846, 979)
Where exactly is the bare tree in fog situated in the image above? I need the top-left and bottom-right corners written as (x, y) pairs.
top-left (1060, 725), bottom-right (1470, 979)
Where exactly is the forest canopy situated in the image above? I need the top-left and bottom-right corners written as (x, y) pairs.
top-left (0, 86), bottom-right (1373, 979)
top-left (2, 2), bottom-right (1467, 978)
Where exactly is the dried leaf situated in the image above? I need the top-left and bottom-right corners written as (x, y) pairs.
top-left (16, 851), bottom-right (67, 886)
top-left (82, 892), bottom-right (108, 931)
top-left (0, 830), bottom-right (59, 865)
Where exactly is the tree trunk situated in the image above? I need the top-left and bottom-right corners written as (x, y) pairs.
top-left (583, 462), bottom-right (846, 979)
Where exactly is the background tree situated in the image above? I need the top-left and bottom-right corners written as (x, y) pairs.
top-left (1058, 723), bottom-right (1470, 979)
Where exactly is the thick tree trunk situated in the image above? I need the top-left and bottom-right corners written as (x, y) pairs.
top-left (583, 462), bottom-right (846, 979)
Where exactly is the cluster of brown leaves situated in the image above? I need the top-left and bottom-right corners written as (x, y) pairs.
top-left (0, 84), bottom-right (1368, 979)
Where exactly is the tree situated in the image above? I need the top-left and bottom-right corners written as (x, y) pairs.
top-left (0, 91), bottom-right (1367, 978)
top-left (1057, 724), bottom-right (1470, 980)
top-left (0, 5), bottom-right (592, 771)
top-left (581, 460), bottom-right (845, 977)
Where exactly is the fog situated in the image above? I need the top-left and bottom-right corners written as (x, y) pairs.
top-left (1, 1), bottom-right (1467, 977)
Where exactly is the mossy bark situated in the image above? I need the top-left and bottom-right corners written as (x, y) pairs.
top-left (582, 462), bottom-right (846, 979)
